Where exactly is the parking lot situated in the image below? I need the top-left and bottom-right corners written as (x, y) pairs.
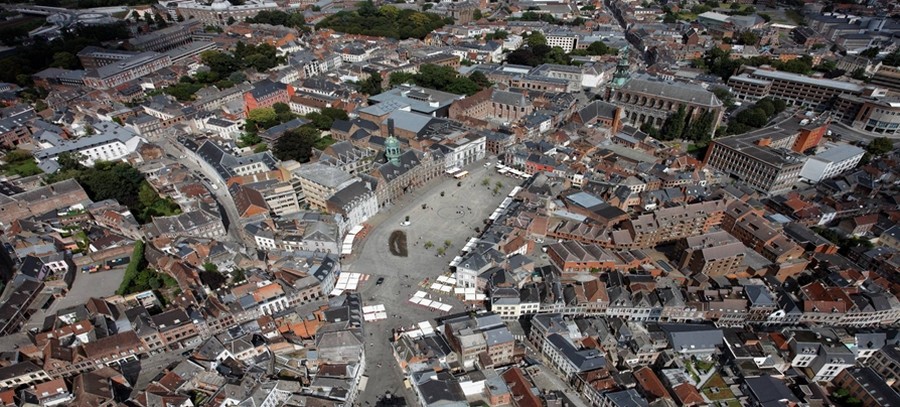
top-left (56, 267), bottom-right (125, 311)
top-left (21, 267), bottom-right (126, 333)
top-left (346, 160), bottom-right (516, 405)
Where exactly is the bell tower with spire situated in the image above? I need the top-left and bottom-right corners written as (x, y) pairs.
top-left (385, 118), bottom-right (402, 166)
top-left (611, 45), bottom-right (631, 89)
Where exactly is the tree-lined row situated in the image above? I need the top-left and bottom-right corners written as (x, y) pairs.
top-left (388, 64), bottom-right (491, 96)
top-left (316, 2), bottom-right (451, 40)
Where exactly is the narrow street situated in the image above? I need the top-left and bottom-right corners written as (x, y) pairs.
top-left (155, 132), bottom-right (247, 245)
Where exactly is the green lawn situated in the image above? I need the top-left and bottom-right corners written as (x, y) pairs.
top-left (785, 9), bottom-right (805, 25)
top-left (695, 359), bottom-right (715, 373)
top-left (701, 373), bottom-right (735, 401)
top-left (3, 159), bottom-right (42, 177)
top-left (314, 135), bottom-right (336, 150)
top-left (685, 362), bottom-right (700, 382)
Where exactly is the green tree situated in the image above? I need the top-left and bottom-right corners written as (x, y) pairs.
top-left (526, 31), bottom-right (547, 47)
top-left (1, 150), bottom-right (42, 177)
top-left (138, 182), bottom-right (161, 209)
top-left (200, 269), bottom-right (226, 289)
top-left (506, 48), bottom-right (541, 66)
top-left (712, 87), bottom-right (734, 108)
top-left (322, 107), bottom-right (348, 122)
top-left (393, 64), bottom-right (485, 96)
top-left (306, 107), bottom-right (348, 130)
top-left (201, 50), bottom-right (238, 77)
top-left (247, 10), bottom-right (310, 28)
top-left (814, 59), bottom-right (837, 72)
top-left (473, 9), bottom-right (482, 20)
top-left (226, 16), bottom-right (236, 25)
top-left (866, 137), bottom-right (894, 156)
top-left (735, 107), bottom-right (769, 128)
top-left (50, 52), bottom-right (78, 69)
top-left (736, 31), bottom-right (759, 45)
top-left (161, 81), bottom-right (203, 101)
top-left (774, 55), bottom-right (812, 74)
top-left (232, 268), bottom-right (246, 283)
top-left (851, 68), bottom-right (867, 81)
top-left (273, 102), bottom-right (295, 123)
top-left (390, 71), bottom-right (416, 87)
top-left (640, 122), bottom-right (660, 138)
top-left (228, 71), bottom-right (247, 83)
top-left (424, 241), bottom-right (434, 249)
top-left (661, 106), bottom-right (688, 140)
top-left (585, 40), bottom-right (615, 55)
top-left (154, 13), bottom-right (168, 28)
top-left (861, 47), bottom-right (880, 58)
top-left (686, 111), bottom-right (715, 142)
top-left (359, 74), bottom-right (383, 95)
top-left (883, 49), bottom-right (900, 67)
top-left (469, 71), bottom-right (491, 88)
top-left (273, 126), bottom-right (321, 163)
top-left (770, 98), bottom-right (787, 114)
top-left (544, 46), bottom-right (571, 65)
top-left (755, 98), bottom-right (776, 117)
top-left (487, 30), bottom-right (508, 40)
top-left (117, 240), bottom-right (145, 295)
top-left (248, 107), bottom-right (278, 130)
top-left (316, 2), bottom-right (450, 39)
top-left (238, 133), bottom-right (262, 147)
top-left (56, 152), bottom-right (85, 172)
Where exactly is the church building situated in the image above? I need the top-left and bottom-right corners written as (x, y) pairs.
top-left (606, 47), bottom-right (725, 137)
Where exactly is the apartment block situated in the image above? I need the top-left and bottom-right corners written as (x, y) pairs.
top-left (704, 118), bottom-right (812, 195)
top-left (244, 80), bottom-right (296, 116)
top-left (126, 20), bottom-right (201, 52)
top-left (676, 230), bottom-right (748, 277)
top-left (546, 30), bottom-right (579, 52)
top-left (866, 347), bottom-right (900, 392)
top-left (833, 367), bottom-right (900, 405)
top-left (82, 52), bottom-right (172, 89)
top-left (34, 122), bottom-right (145, 173)
top-left (177, 0), bottom-right (278, 26)
top-left (800, 142), bottom-right (866, 182)
top-left (730, 66), bottom-right (866, 109)
top-left (292, 163), bottom-right (357, 211)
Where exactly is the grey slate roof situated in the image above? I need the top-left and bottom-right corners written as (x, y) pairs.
top-left (744, 375), bottom-right (799, 405)
top-left (660, 324), bottom-right (723, 351)
top-left (622, 75), bottom-right (722, 108)
top-left (294, 163), bottom-right (355, 189)
top-left (546, 333), bottom-right (607, 372)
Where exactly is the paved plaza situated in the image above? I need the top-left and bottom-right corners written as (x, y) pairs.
top-left (346, 160), bottom-right (516, 405)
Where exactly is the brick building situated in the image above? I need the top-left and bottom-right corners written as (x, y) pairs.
top-left (244, 80), bottom-right (296, 116)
